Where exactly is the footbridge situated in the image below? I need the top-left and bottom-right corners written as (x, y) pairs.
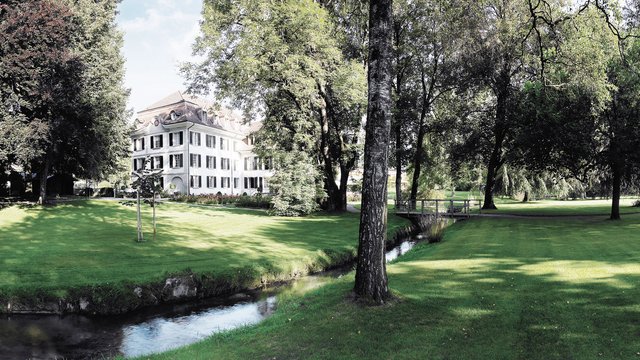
top-left (395, 199), bottom-right (483, 218)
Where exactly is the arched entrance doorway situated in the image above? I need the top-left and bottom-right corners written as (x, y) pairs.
top-left (170, 176), bottom-right (186, 194)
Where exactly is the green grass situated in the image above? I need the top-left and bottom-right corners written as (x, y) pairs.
top-left (483, 198), bottom-right (640, 216)
top-left (145, 214), bottom-right (640, 360)
top-left (0, 200), bottom-right (410, 297)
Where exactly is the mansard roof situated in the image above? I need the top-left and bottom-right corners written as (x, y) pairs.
top-left (134, 91), bottom-right (261, 136)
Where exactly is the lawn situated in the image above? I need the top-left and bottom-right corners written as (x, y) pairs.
top-left (483, 198), bottom-right (640, 216)
top-left (0, 200), bottom-right (410, 298)
top-left (145, 214), bottom-right (640, 360)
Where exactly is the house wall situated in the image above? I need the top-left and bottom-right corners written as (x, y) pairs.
top-left (130, 119), bottom-right (271, 196)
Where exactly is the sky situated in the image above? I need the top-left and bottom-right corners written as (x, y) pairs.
top-left (116, 0), bottom-right (203, 117)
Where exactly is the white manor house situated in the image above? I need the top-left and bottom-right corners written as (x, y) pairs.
top-left (131, 91), bottom-right (271, 195)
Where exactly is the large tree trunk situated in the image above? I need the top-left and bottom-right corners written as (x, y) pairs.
top-left (38, 156), bottom-right (51, 205)
top-left (409, 67), bottom-right (432, 203)
top-left (354, 0), bottom-right (393, 304)
top-left (409, 121), bottom-right (425, 202)
top-left (318, 94), bottom-right (347, 212)
top-left (482, 141), bottom-right (501, 210)
top-left (338, 163), bottom-right (350, 210)
top-left (610, 162), bottom-right (622, 220)
top-left (483, 73), bottom-right (509, 210)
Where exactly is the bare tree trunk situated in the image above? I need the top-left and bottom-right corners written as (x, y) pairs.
top-left (136, 189), bottom-right (143, 242)
top-left (354, 0), bottom-right (393, 305)
top-left (152, 191), bottom-right (157, 240)
top-left (523, 190), bottom-right (529, 203)
top-left (482, 143), bottom-right (501, 210)
top-left (38, 156), bottom-right (51, 205)
top-left (610, 162), bottom-right (622, 220)
top-left (395, 156), bottom-right (402, 206)
top-left (409, 119), bottom-right (425, 202)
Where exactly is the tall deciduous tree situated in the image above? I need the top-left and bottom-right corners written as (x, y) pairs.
top-left (185, 0), bottom-right (366, 213)
top-left (0, 0), bottom-right (129, 204)
top-left (354, 0), bottom-right (393, 304)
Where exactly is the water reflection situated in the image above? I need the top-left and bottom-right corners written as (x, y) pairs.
top-left (385, 240), bottom-right (417, 262)
top-left (121, 297), bottom-right (277, 357)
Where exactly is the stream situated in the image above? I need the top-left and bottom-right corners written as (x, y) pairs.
top-left (0, 239), bottom-right (418, 359)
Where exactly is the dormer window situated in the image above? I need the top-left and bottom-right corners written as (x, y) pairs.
top-left (203, 111), bottom-right (207, 122)
top-left (170, 111), bottom-right (177, 121)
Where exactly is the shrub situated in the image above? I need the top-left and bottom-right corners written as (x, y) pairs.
top-left (414, 215), bottom-right (450, 243)
top-left (171, 194), bottom-right (272, 209)
top-left (633, 200), bottom-right (640, 207)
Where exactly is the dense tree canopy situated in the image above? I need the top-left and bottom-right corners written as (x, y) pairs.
top-left (0, 0), bottom-right (129, 203)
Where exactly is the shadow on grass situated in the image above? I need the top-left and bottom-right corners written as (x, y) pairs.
top-left (0, 201), bottom-right (401, 299)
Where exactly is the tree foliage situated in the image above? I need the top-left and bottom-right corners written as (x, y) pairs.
top-left (0, 0), bottom-right (130, 203)
top-left (185, 0), bottom-right (366, 213)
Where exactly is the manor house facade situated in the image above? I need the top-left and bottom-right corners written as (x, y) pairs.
top-left (130, 91), bottom-right (271, 195)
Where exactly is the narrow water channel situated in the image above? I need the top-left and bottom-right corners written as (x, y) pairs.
top-left (0, 239), bottom-right (418, 359)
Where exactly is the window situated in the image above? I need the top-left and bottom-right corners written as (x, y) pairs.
top-left (133, 138), bottom-right (145, 151)
top-left (206, 135), bottom-right (216, 148)
top-left (190, 175), bottom-right (202, 189)
top-left (190, 131), bottom-right (201, 146)
top-left (221, 158), bottom-right (230, 170)
top-left (190, 154), bottom-right (201, 168)
top-left (133, 158), bottom-right (145, 171)
top-left (233, 160), bottom-right (238, 171)
top-left (245, 177), bottom-right (263, 189)
top-left (219, 137), bottom-right (225, 150)
top-left (158, 177), bottom-right (164, 189)
top-left (244, 157), bottom-right (261, 171)
top-left (151, 135), bottom-right (163, 149)
top-left (169, 131), bottom-right (183, 146)
top-left (206, 156), bottom-right (216, 169)
top-left (233, 177), bottom-right (239, 189)
top-left (221, 177), bottom-right (231, 188)
top-left (264, 157), bottom-right (272, 170)
top-left (169, 154), bottom-right (183, 168)
top-left (150, 156), bottom-right (163, 169)
top-left (207, 176), bottom-right (217, 188)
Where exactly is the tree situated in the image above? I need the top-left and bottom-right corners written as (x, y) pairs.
top-left (0, 0), bottom-right (78, 203)
top-left (268, 151), bottom-right (323, 216)
top-left (131, 157), bottom-right (163, 242)
top-left (354, 0), bottom-right (393, 304)
top-left (0, 0), bottom-right (129, 204)
top-left (184, 0), bottom-right (366, 213)
top-left (514, 1), bottom-right (640, 219)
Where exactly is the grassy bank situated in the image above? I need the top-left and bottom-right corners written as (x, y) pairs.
top-left (483, 198), bottom-right (639, 216)
top-left (0, 200), bottom-right (409, 307)
top-left (146, 214), bottom-right (640, 359)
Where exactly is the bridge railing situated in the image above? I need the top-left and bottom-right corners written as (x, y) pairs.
top-left (395, 199), bottom-right (483, 218)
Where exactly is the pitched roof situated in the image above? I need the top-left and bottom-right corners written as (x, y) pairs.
top-left (136, 91), bottom-right (260, 136)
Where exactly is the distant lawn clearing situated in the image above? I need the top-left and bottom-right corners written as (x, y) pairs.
top-left (484, 198), bottom-right (639, 216)
top-left (0, 200), bottom-right (409, 298)
top-left (146, 214), bottom-right (640, 360)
